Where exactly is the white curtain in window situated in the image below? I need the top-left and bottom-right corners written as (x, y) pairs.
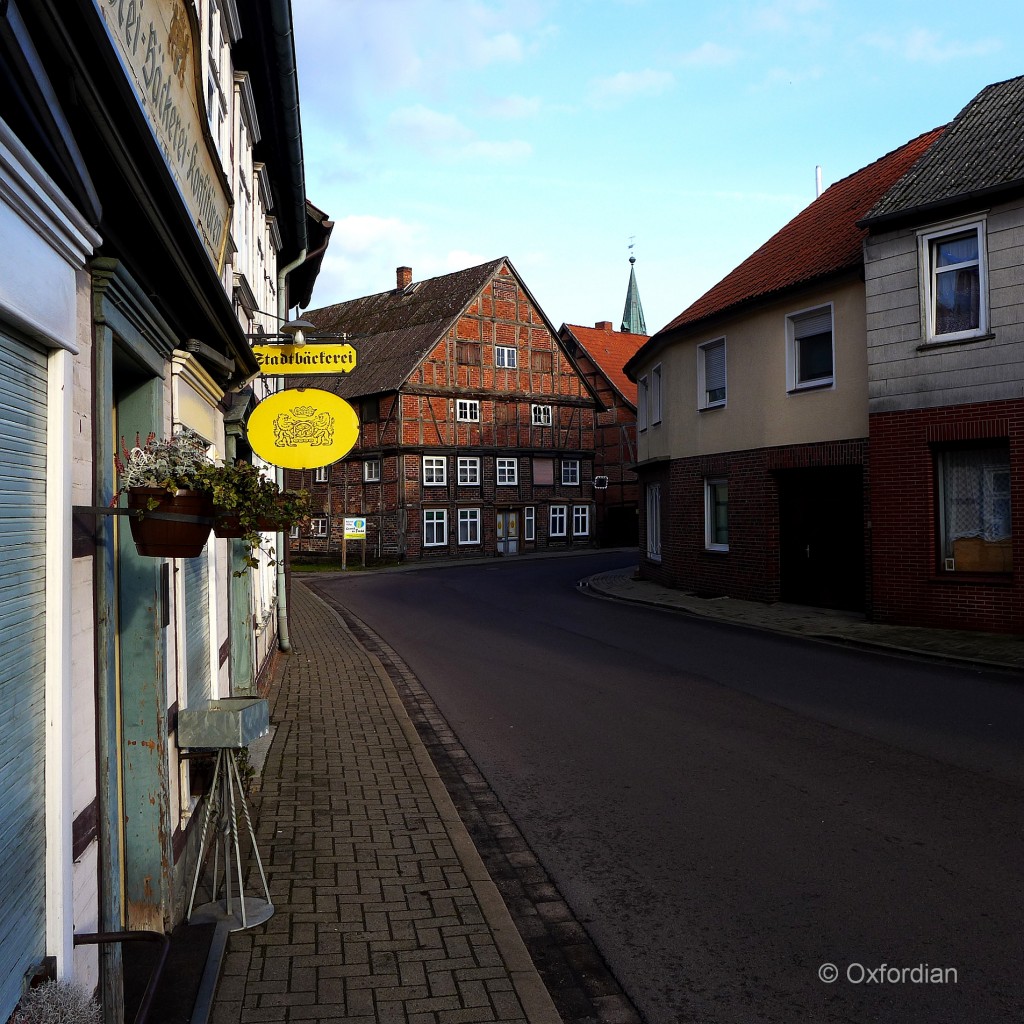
top-left (942, 449), bottom-right (1011, 542)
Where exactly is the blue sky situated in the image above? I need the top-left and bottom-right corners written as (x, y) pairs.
top-left (292, 0), bottom-right (1024, 336)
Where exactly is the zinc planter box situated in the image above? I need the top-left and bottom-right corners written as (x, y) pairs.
top-left (177, 697), bottom-right (269, 749)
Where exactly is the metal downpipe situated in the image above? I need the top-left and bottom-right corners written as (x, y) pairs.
top-left (274, 247), bottom-right (306, 652)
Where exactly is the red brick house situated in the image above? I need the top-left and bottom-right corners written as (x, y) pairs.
top-left (287, 259), bottom-right (602, 560)
top-left (860, 77), bottom-right (1024, 632)
top-left (624, 129), bottom-right (943, 611)
top-left (558, 320), bottom-right (647, 545)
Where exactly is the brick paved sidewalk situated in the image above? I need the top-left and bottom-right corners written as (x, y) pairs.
top-left (212, 582), bottom-right (561, 1024)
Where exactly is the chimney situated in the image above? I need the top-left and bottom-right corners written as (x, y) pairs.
top-left (595, 320), bottom-right (613, 332)
top-left (397, 266), bottom-right (412, 290)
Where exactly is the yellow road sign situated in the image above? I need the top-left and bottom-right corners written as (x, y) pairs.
top-left (247, 388), bottom-right (359, 469)
top-left (253, 343), bottom-right (357, 375)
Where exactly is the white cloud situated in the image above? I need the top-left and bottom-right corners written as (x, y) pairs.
top-left (748, 0), bottom-right (829, 33)
top-left (483, 94), bottom-right (543, 119)
top-left (388, 105), bottom-right (475, 151)
top-left (462, 139), bottom-right (533, 160)
top-left (864, 28), bottom-right (1001, 63)
top-left (677, 42), bottom-right (740, 68)
top-left (473, 31), bottom-right (526, 65)
top-left (387, 104), bottom-right (531, 161)
top-left (589, 69), bottom-right (675, 106)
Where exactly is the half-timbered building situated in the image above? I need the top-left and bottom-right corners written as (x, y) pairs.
top-left (558, 320), bottom-right (647, 545)
top-left (288, 259), bottom-right (602, 561)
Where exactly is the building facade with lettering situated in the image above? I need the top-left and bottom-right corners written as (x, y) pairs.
top-left (0, 0), bottom-right (328, 1016)
top-left (287, 260), bottom-right (602, 562)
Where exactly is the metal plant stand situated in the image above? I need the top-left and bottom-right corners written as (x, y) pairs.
top-left (186, 746), bottom-right (274, 930)
top-left (179, 697), bottom-right (273, 931)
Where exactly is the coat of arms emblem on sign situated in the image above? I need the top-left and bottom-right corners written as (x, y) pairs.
top-left (272, 406), bottom-right (335, 448)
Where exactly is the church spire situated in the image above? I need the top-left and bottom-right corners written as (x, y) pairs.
top-left (621, 253), bottom-right (647, 335)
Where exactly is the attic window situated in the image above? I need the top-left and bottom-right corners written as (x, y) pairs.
top-left (457, 341), bottom-right (481, 364)
top-left (531, 350), bottom-right (553, 372)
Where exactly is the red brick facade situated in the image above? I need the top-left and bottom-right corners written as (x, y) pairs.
top-left (558, 322), bottom-right (647, 546)
top-left (869, 399), bottom-right (1024, 632)
top-left (638, 439), bottom-right (868, 608)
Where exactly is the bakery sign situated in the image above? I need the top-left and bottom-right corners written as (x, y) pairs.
top-left (95, 0), bottom-right (231, 271)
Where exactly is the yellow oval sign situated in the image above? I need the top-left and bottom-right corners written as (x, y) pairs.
top-left (246, 388), bottom-right (359, 469)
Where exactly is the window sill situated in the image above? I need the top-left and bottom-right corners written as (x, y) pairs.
top-left (929, 570), bottom-right (1013, 586)
top-left (699, 402), bottom-right (726, 412)
top-left (704, 546), bottom-right (729, 555)
top-left (917, 332), bottom-right (994, 351)
top-left (787, 380), bottom-right (833, 395)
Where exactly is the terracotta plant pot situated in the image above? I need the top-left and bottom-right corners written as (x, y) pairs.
top-left (128, 488), bottom-right (214, 558)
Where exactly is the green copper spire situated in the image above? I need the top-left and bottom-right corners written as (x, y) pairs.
top-left (621, 255), bottom-right (647, 335)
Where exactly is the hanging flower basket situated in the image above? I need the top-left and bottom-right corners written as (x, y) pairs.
top-left (128, 488), bottom-right (214, 558)
top-left (213, 513), bottom-right (247, 539)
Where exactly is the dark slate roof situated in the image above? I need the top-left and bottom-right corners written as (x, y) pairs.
top-left (292, 258), bottom-right (506, 398)
top-left (865, 76), bottom-right (1024, 225)
top-left (629, 126), bottom-right (944, 365)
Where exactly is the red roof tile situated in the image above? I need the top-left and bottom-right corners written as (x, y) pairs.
top-left (656, 126), bottom-right (946, 338)
top-left (562, 322), bottom-right (648, 406)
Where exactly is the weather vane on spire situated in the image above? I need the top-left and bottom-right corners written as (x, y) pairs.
top-left (621, 237), bottom-right (646, 334)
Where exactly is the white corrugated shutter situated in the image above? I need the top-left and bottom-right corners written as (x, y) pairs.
top-left (0, 333), bottom-right (48, 1014)
top-left (184, 553), bottom-right (211, 707)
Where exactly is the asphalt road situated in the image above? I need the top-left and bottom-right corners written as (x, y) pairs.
top-left (307, 552), bottom-right (1024, 1024)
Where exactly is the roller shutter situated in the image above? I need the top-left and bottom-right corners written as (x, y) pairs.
top-left (0, 334), bottom-right (48, 1015)
top-left (184, 553), bottom-right (211, 707)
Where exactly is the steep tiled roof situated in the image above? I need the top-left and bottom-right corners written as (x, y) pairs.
top-left (864, 76), bottom-right (1024, 224)
top-left (561, 323), bottom-right (647, 407)
top-left (650, 127), bottom-right (945, 342)
top-left (293, 258), bottom-right (506, 397)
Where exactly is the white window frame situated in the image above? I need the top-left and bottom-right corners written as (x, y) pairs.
top-left (458, 508), bottom-right (481, 545)
top-left (457, 456), bottom-right (481, 486)
top-left (456, 399), bottom-right (480, 422)
top-left (562, 459), bottom-right (580, 486)
top-left (289, 523), bottom-right (300, 540)
top-left (423, 508), bottom-right (448, 547)
top-left (496, 457), bottom-right (518, 486)
top-left (698, 338), bottom-right (726, 409)
top-left (311, 517), bottom-right (328, 538)
top-left (364, 459), bottom-right (381, 482)
top-left (651, 363), bottom-right (663, 424)
top-left (646, 483), bottom-right (662, 561)
top-left (572, 505), bottom-right (590, 536)
top-left (549, 505), bottom-right (567, 537)
top-left (524, 506), bottom-right (535, 541)
top-left (531, 404), bottom-right (552, 426)
top-left (637, 376), bottom-right (648, 431)
top-left (786, 303), bottom-right (835, 391)
top-left (705, 478), bottom-right (729, 552)
top-left (495, 345), bottom-right (518, 368)
top-left (423, 455), bottom-right (447, 486)
top-left (314, 466), bottom-right (329, 483)
top-left (919, 220), bottom-right (989, 343)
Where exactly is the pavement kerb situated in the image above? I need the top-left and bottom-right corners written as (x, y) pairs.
top-left (582, 569), bottom-right (1024, 674)
top-left (305, 582), bottom-right (564, 1024)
